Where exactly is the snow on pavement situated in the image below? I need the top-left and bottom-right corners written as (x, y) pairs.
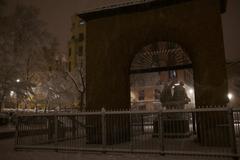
top-left (0, 139), bottom-right (232, 160)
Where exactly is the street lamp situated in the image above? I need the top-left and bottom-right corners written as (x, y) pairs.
top-left (16, 79), bottom-right (20, 111)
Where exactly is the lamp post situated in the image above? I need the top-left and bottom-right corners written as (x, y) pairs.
top-left (16, 79), bottom-right (20, 111)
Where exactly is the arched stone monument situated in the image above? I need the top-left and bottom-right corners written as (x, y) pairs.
top-left (80, 0), bottom-right (228, 145)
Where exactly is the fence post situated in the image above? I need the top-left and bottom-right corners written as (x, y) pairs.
top-left (54, 114), bottom-right (58, 151)
top-left (228, 108), bottom-right (238, 160)
top-left (192, 112), bottom-right (196, 134)
top-left (14, 115), bottom-right (19, 150)
top-left (158, 109), bottom-right (164, 155)
top-left (129, 109), bottom-right (133, 152)
top-left (101, 108), bottom-right (106, 152)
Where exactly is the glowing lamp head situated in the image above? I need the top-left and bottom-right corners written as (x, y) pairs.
top-left (228, 93), bottom-right (233, 100)
top-left (16, 79), bottom-right (20, 83)
top-left (189, 89), bottom-right (194, 94)
top-left (10, 91), bottom-right (14, 97)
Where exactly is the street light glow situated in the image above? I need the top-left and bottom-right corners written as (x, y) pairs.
top-left (228, 93), bottom-right (233, 100)
top-left (189, 89), bottom-right (194, 94)
top-left (80, 20), bottom-right (85, 25)
top-left (16, 79), bottom-right (20, 83)
top-left (10, 91), bottom-right (14, 97)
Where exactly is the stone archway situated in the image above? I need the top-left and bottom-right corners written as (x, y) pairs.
top-left (82, 0), bottom-right (228, 109)
top-left (81, 0), bottom-right (228, 145)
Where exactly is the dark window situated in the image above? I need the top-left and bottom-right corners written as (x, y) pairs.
top-left (139, 90), bottom-right (145, 101)
top-left (184, 71), bottom-right (188, 82)
top-left (69, 62), bottom-right (72, 72)
top-left (78, 46), bottom-right (83, 56)
top-left (79, 33), bottom-right (84, 41)
top-left (69, 48), bottom-right (71, 57)
top-left (139, 105), bottom-right (146, 111)
top-left (55, 60), bottom-right (59, 71)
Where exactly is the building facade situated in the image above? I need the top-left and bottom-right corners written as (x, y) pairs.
top-left (130, 70), bottom-right (194, 111)
top-left (68, 15), bottom-right (86, 73)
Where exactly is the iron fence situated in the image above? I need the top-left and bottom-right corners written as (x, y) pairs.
top-left (15, 107), bottom-right (240, 159)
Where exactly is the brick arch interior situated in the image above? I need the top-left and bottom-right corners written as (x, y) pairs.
top-left (130, 41), bottom-right (192, 70)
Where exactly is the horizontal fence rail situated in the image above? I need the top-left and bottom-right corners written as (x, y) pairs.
top-left (15, 107), bottom-right (240, 159)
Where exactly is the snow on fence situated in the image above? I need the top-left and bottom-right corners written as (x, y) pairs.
top-left (14, 107), bottom-right (240, 159)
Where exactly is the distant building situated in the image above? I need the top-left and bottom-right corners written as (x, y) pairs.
top-left (130, 69), bottom-right (194, 111)
top-left (68, 15), bottom-right (86, 73)
top-left (68, 15), bottom-right (86, 110)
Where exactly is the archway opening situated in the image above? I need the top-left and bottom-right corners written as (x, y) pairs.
top-left (130, 41), bottom-right (195, 111)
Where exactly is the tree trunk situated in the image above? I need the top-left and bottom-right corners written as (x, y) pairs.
top-left (79, 93), bottom-right (84, 111)
top-left (0, 94), bottom-right (5, 112)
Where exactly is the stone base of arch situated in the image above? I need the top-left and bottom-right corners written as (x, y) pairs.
top-left (86, 114), bottom-right (130, 145)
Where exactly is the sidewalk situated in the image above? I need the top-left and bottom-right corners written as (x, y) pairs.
top-left (0, 139), bottom-right (232, 160)
top-left (0, 125), bottom-right (15, 139)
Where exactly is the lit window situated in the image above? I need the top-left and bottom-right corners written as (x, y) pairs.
top-left (169, 70), bottom-right (177, 79)
top-left (80, 20), bottom-right (85, 25)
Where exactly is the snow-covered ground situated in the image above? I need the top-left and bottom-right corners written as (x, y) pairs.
top-left (0, 138), bottom-right (233, 160)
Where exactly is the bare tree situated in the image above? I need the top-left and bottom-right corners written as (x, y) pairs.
top-left (66, 67), bottom-right (86, 111)
top-left (0, 5), bottom-right (57, 111)
top-left (44, 68), bottom-right (78, 111)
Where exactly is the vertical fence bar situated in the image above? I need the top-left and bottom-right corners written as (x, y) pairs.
top-left (158, 110), bottom-right (164, 155)
top-left (54, 114), bottom-right (58, 151)
top-left (14, 115), bottom-right (19, 149)
top-left (228, 108), bottom-right (238, 160)
top-left (130, 110), bottom-right (133, 152)
top-left (141, 114), bottom-right (144, 134)
top-left (101, 108), bottom-right (106, 152)
top-left (192, 111), bottom-right (196, 134)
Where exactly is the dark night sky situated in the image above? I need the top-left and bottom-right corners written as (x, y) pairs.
top-left (6, 0), bottom-right (240, 61)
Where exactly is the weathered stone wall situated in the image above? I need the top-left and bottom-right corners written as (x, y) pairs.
top-left (85, 0), bottom-right (228, 110)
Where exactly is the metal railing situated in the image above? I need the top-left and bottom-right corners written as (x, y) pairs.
top-left (15, 107), bottom-right (240, 159)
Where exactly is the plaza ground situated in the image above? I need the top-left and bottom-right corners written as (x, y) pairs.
top-left (0, 138), bottom-right (233, 160)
